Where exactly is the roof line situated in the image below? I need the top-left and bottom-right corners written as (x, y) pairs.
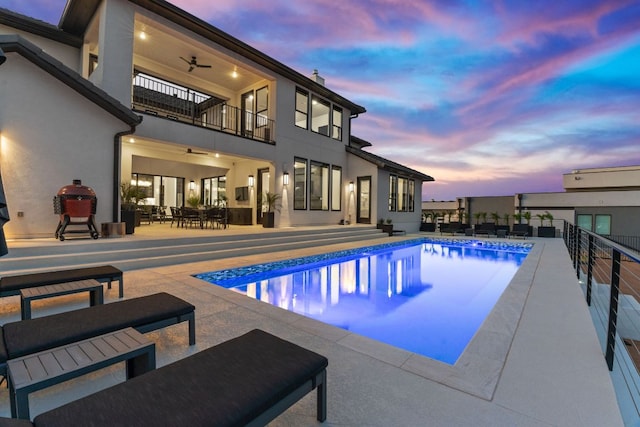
top-left (346, 145), bottom-right (435, 182)
top-left (0, 7), bottom-right (82, 47)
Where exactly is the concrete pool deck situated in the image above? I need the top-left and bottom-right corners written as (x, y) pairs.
top-left (0, 233), bottom-right (624, 426)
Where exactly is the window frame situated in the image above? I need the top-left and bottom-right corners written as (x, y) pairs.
top-left (331, 165), bottom-right (342, 211)
top-left (310, 161), bottom-right (330, 211)
top-left (332, 106), bottom-right (343, 141)
top-left (295, 89), bottom-right (309, 129)
top-left (294, 157), bottom-right (308, 210)
top-left (311, 95), bottom-right (331, 136)
top-left (389, 175), bottom-right (398, 212)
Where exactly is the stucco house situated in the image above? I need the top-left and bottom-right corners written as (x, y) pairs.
top-left (0, 0), bottom-right (433, 239)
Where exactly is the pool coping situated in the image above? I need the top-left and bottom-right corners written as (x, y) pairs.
top-left (198, 237), bottom-right (541, 400)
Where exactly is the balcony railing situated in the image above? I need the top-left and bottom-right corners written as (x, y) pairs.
top-left (564, 223), bottom-right (640, 423)
top-left (131, 74), bottom-right (274, 144)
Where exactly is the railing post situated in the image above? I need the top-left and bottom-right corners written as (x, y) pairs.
top-left (605, 249), bottom-right (621, 371)
top-left (586, 234), bottom-right (594, 306)
top-left (574, 227), bottom-right (581, 278)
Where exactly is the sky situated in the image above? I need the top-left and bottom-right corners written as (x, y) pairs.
top-left (2, 0), bottom-right (639, 201)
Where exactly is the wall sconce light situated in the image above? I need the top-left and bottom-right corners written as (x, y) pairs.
top-left (248, 175), bottom-right (254, 187)
top-left (349, 181), bottom-right (354, 193)
top-left (283, 172), bottom-right (289, 186)
top-left (189, 180), bottom-right (195, 190)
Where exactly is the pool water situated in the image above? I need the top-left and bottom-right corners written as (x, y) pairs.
top-left (196, 238), bottom-right (531, 364)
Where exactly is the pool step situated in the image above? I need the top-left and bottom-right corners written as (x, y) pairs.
top-left (0, 227), bottom-right (386, 275)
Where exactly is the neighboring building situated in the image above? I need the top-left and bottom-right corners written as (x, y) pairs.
top-left (0, 0), bottom-right (433, 239)
top-left (422, 165), bottom-right (640, 236)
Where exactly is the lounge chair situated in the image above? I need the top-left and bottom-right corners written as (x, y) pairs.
top-left (0, 329), bottom-right (328, 426)
top-left (0, 292), bottom-right (195, 377)
top-left (510, 224), bottom-right (529, 239)
top-left (474, 223), bottom-right (496, 236)
top-left (0, 265), bottom-right (124, 298)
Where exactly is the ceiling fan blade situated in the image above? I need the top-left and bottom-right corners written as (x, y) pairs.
top-left (186, 148), bottom-right (207, 155)
top-left (196, 64), bottom-right (212, 68)
top-left (179, 56), bottom-right (191, 64)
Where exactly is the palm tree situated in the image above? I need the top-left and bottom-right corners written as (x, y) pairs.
top-left (523, 211), bottom-right (532, 225)
top-left (513, 212), bottom-right (523, 224)
top-left (535, 213), bottom-right (546, 226)
top-left (502, 213), bottom-right (510, 226)
top-left (490, 212), bottom-right (501, 225)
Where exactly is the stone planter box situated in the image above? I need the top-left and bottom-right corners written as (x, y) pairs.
top-left (537, 226), bottom-right (556, 238)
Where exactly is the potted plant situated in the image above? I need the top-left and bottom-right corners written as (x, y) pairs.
top-left (120, 183), bottom-right (145, 234)
top-left (377, 218), bottom-right (385, 229)
top-left (381, 218), bottom-right (393, 235)
top-left (187, 195), bottom-right (201, 208)
top-left (522, 211), bottom-right (534, 236)
top-left (262, 192), bottom-right (281, 228)
top-left (537, 211), bottom-right (556, 237)
top-left (490, 212), bottom-right (501, 225)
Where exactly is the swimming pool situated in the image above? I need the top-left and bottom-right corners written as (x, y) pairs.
top-left (196, 238), bottom-right (532, 364)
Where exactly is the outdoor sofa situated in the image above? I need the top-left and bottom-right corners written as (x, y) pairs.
top-left (0, 292), bottom-right (195, 377)
top-left (0, 329), bottom-right (328, 426)
top-left (0, 266), bottom-right (124, 298)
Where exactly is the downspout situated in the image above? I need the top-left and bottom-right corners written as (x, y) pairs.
top-left (113, 126), bottom-right (137, 222)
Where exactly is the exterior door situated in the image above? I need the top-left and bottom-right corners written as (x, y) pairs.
top-left (241, 90), bottom-right (254, 137)
top-left (256, 168), bottom-right (270, 224)
top-left (357, 176), bottom-right (371, 224)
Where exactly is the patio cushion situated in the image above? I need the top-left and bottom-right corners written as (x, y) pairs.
top-left (0, 292), bottom-right (194, 361)
top-left (0, 266), bottom-right (122, 295)
top-left (32, 329), bottom-right (328, 427)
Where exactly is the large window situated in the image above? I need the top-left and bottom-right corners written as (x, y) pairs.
top-left (389, 175), bottom-right (398, 211)
top-left (294, 158), bottom-right (307, 210)
top-left (310, 161), bottom-right (329, 210)
top-left (332, 106), bottom-right (342, 141)
top-left (577, 214), bottom-right (592, 231)
top-left (408, 179), bottom-right (415, 212)
top-left (331, 166), bottom-right (342, 211)
top-left (595, 214), bottom-right (611, 235)
top-left (388, 175), bottom-right (415, 212)
top-left (397, 177), bottom-right (408, 212)
top-left (311, 96), bottom-right (330, 136)
top-left (202, 176), bottom-right (227, 206)
top-left (295, 89), bottom-right (308, 129)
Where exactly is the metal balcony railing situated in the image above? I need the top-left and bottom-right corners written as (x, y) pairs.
top-left (564, 223), bottom-right (640, 423)
top-left (131, 74), bottom-right (274, 144)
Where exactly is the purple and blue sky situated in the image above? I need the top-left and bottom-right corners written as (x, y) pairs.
top-left (2, 0), bottom-right (639, 201)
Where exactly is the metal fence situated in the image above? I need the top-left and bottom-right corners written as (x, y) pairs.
top-left (564, 222), bottom-right (640, 423)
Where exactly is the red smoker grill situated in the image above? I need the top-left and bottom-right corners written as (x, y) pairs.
top-left (53, 179), bottom-right (100, 241)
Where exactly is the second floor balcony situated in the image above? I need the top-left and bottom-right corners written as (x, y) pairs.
top-left (131, 73), bottom-right (274, 144)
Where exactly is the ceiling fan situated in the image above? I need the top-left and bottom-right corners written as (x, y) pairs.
top-left (180, 56), bottom-right (212, 72)
top-left (185, 148), bottom-right (208, 155)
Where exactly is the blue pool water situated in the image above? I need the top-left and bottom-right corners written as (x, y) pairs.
top-left (196, 238), bottom-right (532, 364)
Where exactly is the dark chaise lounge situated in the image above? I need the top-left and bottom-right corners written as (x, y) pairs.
top-left (0, 292), bottom-right (195, 376)
top-left (510, 224), bottom-right (529, 239)
top-left (0, 329), bottom-right (328, 427)
top-left (0, 265), bottom-right (124, 298)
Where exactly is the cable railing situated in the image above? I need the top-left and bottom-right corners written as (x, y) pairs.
top-left (131, 74), bottom-right (274, 144)
top-left (564, 223), bottom-right (640, 424)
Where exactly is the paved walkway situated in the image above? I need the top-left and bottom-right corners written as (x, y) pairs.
top-left (0, 235), bottom-right (624, 426)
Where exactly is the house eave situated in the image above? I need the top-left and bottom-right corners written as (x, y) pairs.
top-left (346, 145), bottom-right (434, 182)
top-left (0, 7), bottom-right (82, 48)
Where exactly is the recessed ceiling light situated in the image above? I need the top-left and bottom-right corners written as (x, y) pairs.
top-left (129, 138), bottom-right (135, 143)
top-left (139, 31), bottom-right (147, 40)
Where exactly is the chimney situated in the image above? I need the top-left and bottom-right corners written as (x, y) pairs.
top-left (311, 69), bottom-right (325, 86)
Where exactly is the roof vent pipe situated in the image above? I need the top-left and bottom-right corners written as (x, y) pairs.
top-left (311, 69), bottom-right (325, 86)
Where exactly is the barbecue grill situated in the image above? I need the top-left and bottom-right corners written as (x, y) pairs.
top-left (53, 179), bottom-right (99, 241)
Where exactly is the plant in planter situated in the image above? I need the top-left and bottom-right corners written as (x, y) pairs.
top-left (473, 212), bottom-right (483, 225)
top-left (537, 211), bottom-right (556, 237)
top-left (120, 183), bottom-right (146, 234)
top-left (187, 195), bottom-right (201, 208)
top-left (377, 218), bottom-right (385, 229)
top-left (381, 218), bottom-right (394, 235)
top-left (523, 211), bottom-right (531, 225)
top-left (513, 212), bottom-right (523, 224)
top-left (490, 211), bottom-right (501, 225)
top-left (262, 192), bottom-right (281, 228)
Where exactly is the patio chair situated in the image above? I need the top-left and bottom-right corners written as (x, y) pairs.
top-left (0, 329), bottom-right (327, 427)
top-left (169, 206), bottom-right (183, 228)
top-left (0, 292), bottom-right (196, 377)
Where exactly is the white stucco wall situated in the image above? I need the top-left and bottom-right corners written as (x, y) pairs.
top-left (0, 53), bottom-right (131, 238)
